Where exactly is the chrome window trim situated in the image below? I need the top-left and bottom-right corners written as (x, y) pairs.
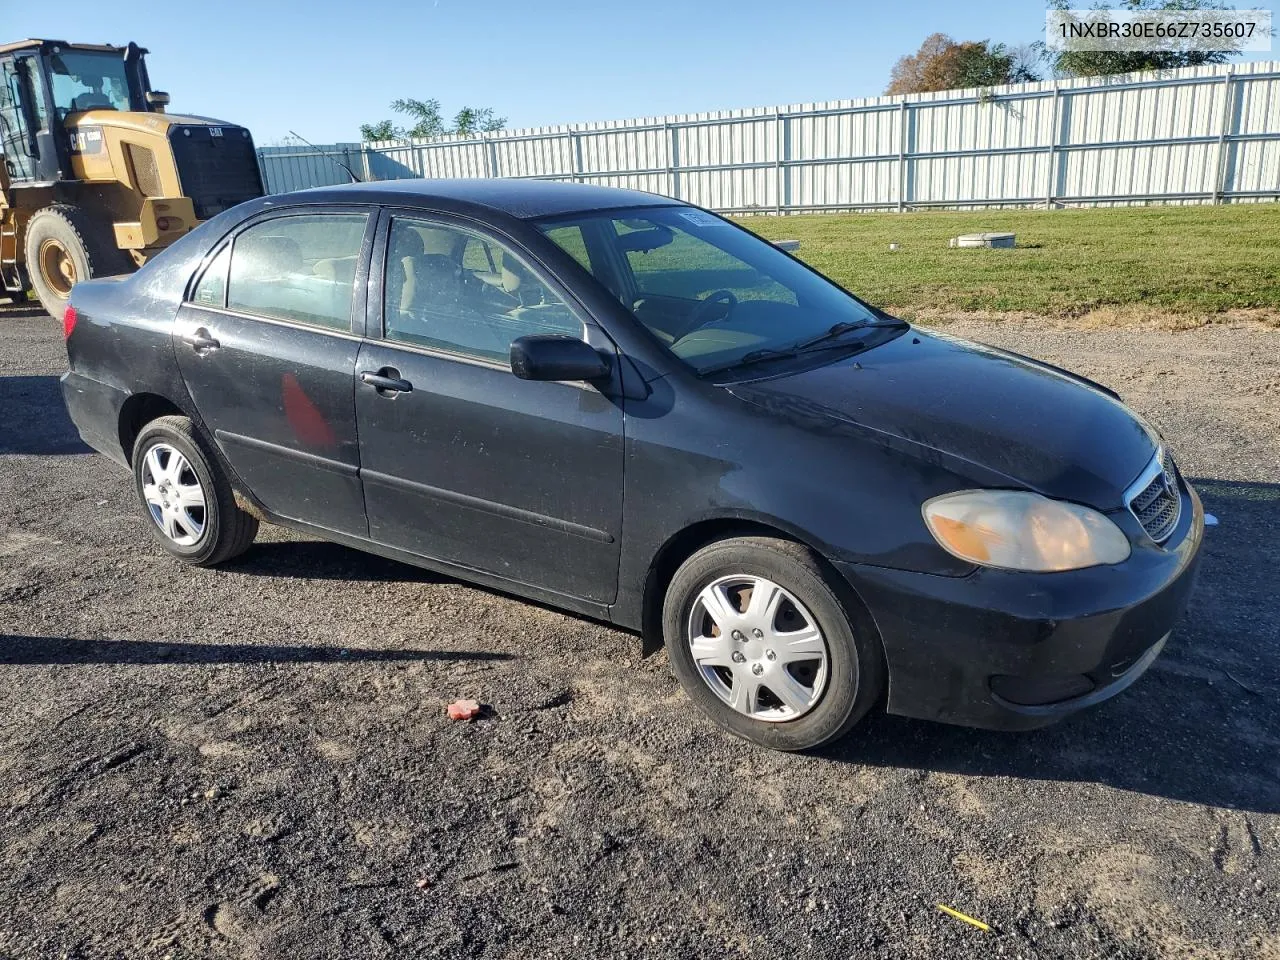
top-left (364, 335), bottom-right (601, 393)
top-left (180, 304), bottom-right (365, 342)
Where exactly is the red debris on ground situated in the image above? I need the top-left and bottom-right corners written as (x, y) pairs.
top-left (446, 699), bottom-right (482, 721)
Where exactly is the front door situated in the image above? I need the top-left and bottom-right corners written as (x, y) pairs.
top-left (354, 214), bottom-right (624, 603)
top-left (173, 209), bottom-right (373, 535)
top-left (0, 55), bottom-right (43, 182)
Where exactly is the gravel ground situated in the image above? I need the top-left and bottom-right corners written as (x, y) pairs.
top-left (1, 304), bottom-right (1278, 959)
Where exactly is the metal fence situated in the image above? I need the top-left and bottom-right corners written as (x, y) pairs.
top-left (256, 60), bottom-right (1280, 213)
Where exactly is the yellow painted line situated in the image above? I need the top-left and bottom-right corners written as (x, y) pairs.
top-left (936, 903), bottom-right (992, 932)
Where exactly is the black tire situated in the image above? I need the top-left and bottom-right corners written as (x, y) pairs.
top-left (24, 204), bottom-right (132, 318)
top-left (132, 415), bottom-right (258, 567)
top-left (662, 536), bottom-right (885, 751)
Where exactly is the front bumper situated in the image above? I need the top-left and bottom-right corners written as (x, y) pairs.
top-left (836, 482), bottom-right (1204, 731)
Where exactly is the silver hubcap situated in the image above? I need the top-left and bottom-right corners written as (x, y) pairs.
top-left (687, 574), bottom-right (829, 722)
top-left (141, 443), bottom-right (207, 546)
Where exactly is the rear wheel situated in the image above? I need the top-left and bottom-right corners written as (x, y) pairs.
top-left (662, 536), bottom-right (884, 751)
top-left (132, 416), bottom-right (258, 566)
top-left (24, 204), bottom-right (131, 318)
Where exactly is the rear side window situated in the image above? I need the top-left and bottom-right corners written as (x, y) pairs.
top-left (191, 246), bottom-right (230, 307)
top-left (226, 214), bottom-right (368, 331)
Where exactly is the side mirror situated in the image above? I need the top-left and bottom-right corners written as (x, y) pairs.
top-left (146, 90), bottom-right (171, 109)
top-left (510, 335), bottom-right (610, 382)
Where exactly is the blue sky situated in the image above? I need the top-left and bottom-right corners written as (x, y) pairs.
top-left (9, 0), bottom-right (1275, 144)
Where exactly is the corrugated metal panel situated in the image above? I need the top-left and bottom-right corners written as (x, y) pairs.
top-left (258, 61), bottom-right (1280, 211)
top-left (256, 144), bottom-right (366, 193)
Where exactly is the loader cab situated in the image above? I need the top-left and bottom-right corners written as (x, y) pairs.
top-left (0, 45), bottom-right (61, 183)
top-left (0, 39), bottom-right (157, 185)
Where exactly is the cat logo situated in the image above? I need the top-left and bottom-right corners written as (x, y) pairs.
top-left (69, 127), bottom-right (104, 155)
top-left (209, 127), bottom-right (223, 138)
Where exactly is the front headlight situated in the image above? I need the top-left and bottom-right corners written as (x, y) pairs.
top-left (923, 490), bottom-right (1131, 572)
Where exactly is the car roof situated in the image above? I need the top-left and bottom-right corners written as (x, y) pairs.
top-left (292, 178), bottom-right (680, 220)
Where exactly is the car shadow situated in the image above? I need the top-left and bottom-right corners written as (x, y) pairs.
top-left (822, 689), bottom-right (1279, 814)
top-left (0, 634), bottom-right (515, 666)
top-left (823, 475), bottom-right (1280, 815)
top-left (226, 540), bottom-right (443, 583)
top-left (0, 375), bottom-right (91, 455)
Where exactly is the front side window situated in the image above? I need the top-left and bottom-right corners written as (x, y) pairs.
top-left (227, 213), bottom-right (368, 332)
top-left (537, 206), bottom-right (893, 374)
top-left (48, 50), bottom-right (133, 117)
top-left (383, 218), bottom-right (582, 363)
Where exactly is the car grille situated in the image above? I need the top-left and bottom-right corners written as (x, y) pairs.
top-left (1127, 449), bottom-right (1181, 543)
top-left (169, 125), bottom-right (264, 221)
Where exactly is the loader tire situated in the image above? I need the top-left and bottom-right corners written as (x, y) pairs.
top-left (25, 204), bottom-right (132, 318)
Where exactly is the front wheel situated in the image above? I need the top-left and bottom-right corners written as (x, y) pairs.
top-left (132, 416), bottom-right (258, 566)
top-left (662, 536), bottom-right (884, 751)
top-left (24, 204), bottom-right (131, 318)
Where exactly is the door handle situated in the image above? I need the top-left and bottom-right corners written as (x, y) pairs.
top-left (360, 368), bottom-right (413, 395)
top-left (182, 328), bottom-right (220, 353)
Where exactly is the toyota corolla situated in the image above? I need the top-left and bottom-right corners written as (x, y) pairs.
top-left (59, 180), bottom-right (1204, 751)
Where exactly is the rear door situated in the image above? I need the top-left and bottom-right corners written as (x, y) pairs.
top-left (354, 212), bottom-right (624, 603)
top-left (173, 208), bottom-right (374, 535)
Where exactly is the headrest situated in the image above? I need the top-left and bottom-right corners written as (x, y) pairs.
top-left (313, 256), bottom-right (356, 284)
top-left (497, 251), bottom-right (536, 294)
top-left (419, 229), bottom-right (455, 256)
top-left (391, 227), bottom-right (422, 259)
top-left (418, 253), bottom-right (460, 276)
top-left (500, 265), bottom-right (522, 294)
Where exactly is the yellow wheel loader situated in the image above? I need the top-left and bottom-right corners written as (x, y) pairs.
top-left (0, 39), bottom-right (264, 316)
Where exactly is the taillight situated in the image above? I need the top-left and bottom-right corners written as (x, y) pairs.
top-left (63, 304), bottom-right (77, 339)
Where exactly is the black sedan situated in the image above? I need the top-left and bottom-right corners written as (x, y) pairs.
top-left (59, 179), bottom-right (1204, 751)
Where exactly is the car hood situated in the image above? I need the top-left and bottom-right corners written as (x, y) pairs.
top-left (726, 328), bottom-right (1157, 509)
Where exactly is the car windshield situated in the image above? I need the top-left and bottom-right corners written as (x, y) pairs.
top-left (48, 50), bottom-right (133, 117)
top-left (537, 206), bottom-right (895, 374)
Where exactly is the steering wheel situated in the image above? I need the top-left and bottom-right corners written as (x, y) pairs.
top-left (681, 289), bottom-right (739, 336)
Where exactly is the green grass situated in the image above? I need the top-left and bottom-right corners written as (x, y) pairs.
top-left (739, 205), bottom-right (1280, 320)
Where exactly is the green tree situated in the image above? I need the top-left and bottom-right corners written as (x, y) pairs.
top-left (359, 119), bottom-right (402, 142)
top-left (886, 34), bottom-right (1041, 94)
top-left (1046, 0), bottom-right (1245, 77)
top-left (361, 100), bottom-right (507, 141)
top-left (453, 107), bottom-right (507, 136)
top-left (392, 98), bottom-right (447, 138)
top-left (954, 41), bottom-right (1041, 87)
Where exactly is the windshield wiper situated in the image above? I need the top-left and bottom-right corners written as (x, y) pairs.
top-left (793, 320), bottom-right (872, 351)
top-left (700, 336), bottom-right (866, 377)
top-left (699, 321), bottom-right (874, 377)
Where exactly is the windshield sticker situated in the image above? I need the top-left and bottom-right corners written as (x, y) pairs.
top-left (678, 211), bottom-right (726, 228)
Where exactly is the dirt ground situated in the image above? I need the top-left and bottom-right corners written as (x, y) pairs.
top-left (1, 304), bottom-right (1277, 959)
